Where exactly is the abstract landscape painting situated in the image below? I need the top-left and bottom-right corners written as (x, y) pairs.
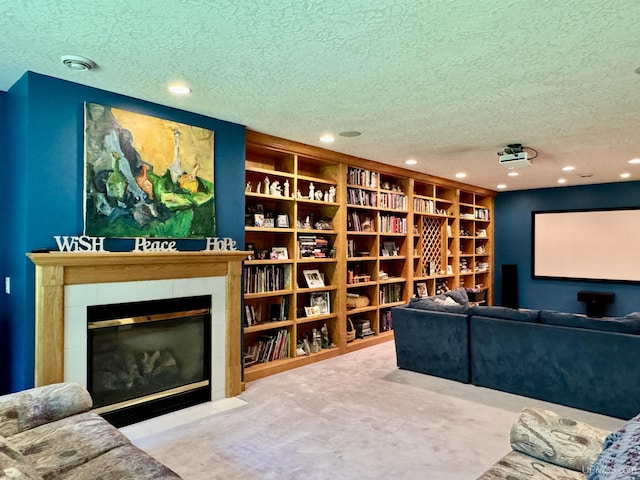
top-left (83, 103), bottom-right (215, 238)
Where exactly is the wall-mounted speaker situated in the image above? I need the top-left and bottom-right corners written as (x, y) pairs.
top-left (502, 264), bottom-right (519, 309)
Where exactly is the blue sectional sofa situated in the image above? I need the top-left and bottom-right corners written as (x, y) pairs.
top-left (392, 293), bottom-right (640, 420)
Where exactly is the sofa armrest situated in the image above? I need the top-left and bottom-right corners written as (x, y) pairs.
top-left (0, 383), bottom-right (93, 437)
top-left (510, 407), bottom-right (609, 473)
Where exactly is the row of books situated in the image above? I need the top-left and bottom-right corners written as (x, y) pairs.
top-left (379, 214), bottom-right (407, 233)
top-left (244, 297), bottom-right (289, 327)
top-left (299, 235), bottom-right (332, 258)
top-left (475, 208), bottom-right (490, 220)
top-left (347, 167), bottom-right (377, 188)
top-left (347, 212), bottom-right (375, 232)
top-left (379, 192), bottom-right (407, 211)
top-left (243, 264), bottom-right (292, 294)
top-left (379, 283), bottom-right (403, 304)
top-left (414, 198), bottom-right (436, 214)
top-left (244, 329), bottom-right (290, 366)
top-left (347, 187), bottom-right (377, 207)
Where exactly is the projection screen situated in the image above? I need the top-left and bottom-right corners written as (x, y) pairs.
top-left (532, 208), bottom-right (640, 283)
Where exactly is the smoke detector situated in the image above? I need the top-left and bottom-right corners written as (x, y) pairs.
top-left (61, 55), bottom-right (97, 71)
top-left (497, 143), bottom-right (532, 169)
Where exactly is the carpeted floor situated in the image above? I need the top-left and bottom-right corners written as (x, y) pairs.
top-left (121, 341), bottom-right (624, 480)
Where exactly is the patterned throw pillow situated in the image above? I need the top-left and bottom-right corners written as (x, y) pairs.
top-left (587, 413), bottom-right (640, 479)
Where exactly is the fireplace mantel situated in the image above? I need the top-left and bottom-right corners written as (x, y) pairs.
top-left (28, 251), bottom-right (248, 396)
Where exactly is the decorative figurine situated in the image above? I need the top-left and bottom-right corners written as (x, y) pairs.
top-left (270, 180), bottom-right (281, 196)
top-left (315, 190), bottom-right (323, 201)
top-left (264, 176), bottom-right (270, 195)
top-left (324, 191), bottom-right (329, 202)
top-left (296, 189), bottom-right (302, 199)
top-left (310, 329), bottom-right (321, 353)
top-left (284, 179), bottom-right (290, 198)
top-left (245, 182), bottom-right (252, 193)
top-left (329, 186), bottom-right (336, 202)
top-left (256, 182), bottom-right (261, 194)
top-left (308, 182), bottom-right (315, 200)
top-left (321, 324), bottom-right (330, 348)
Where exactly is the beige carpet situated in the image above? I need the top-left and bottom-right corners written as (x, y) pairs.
top-left (122, 341), bottom-right (624, 480)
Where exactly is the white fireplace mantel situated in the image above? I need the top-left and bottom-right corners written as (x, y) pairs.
top-left (27, 251), bottom-right (247, 397)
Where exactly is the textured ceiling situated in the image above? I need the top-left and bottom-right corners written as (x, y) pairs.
top-left (1, 0), bottom-right (639, 191)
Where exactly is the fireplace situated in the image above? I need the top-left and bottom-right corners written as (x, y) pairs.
top-left (87, 295), bottom-right (212, 426)
top-left (27, 251), bottom-right (246, 424)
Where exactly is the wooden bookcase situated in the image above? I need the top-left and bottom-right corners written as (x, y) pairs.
top-left (244, 131), bottom-right (494, 381)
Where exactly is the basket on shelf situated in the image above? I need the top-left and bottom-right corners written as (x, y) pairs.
top-left (346, 317), bottom-right (356, 342)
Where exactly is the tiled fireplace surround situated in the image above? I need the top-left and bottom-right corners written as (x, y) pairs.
top-left (28, 251), bottom-right (246, 404)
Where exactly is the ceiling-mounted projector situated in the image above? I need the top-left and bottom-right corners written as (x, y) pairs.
top-left (497, 144), bottom-right (532, 168)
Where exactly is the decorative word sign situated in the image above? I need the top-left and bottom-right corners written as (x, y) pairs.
top-left (132, 238), bottom-right (177, 252)
top-left (51, 236), bottom-right (239, 253)
top-left (54, 236), bottom-right (106, 252)
top-left (202, 237), bottom-right (237, 251)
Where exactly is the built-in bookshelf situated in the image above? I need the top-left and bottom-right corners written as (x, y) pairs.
top-left (244, 131), bottom-right (494, 381)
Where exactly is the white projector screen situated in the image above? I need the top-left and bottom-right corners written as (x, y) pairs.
top-left (532, 208), bottom-right (640, 282)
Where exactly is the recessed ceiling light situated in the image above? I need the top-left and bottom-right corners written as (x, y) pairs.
top-left (405, 159), bottom-right (417, 165)
top-left (339, 131), bottom-right (361, 137)
top-left (497, 184), bottom-right (507, 189)
top-left (319, 134), bottom-right (335, 144)
top-left (562, 166), bottom-right (575, 172)
top-left (168, 83), bottom-right (191, 95)
top-left (629, 158), bottom-right (640, 165)
top-left (507, 171), bottom-right (519, 177)
top-left (61, 55), bottom-right (96, 71)
top-left (455, 172), bottom-right (466, 179)
top-left (557, 178), bottom-right (567, 184)
top-left (621, 172), bottom-right (631, 178)
top-left (579, 173), bottom-right (593, 178)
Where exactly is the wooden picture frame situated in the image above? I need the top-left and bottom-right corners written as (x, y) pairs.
top-left (276, 213), bottom-right (289, 228)
top-left (271, 246), bottom-right (288, 260)
top-left (310, 291), bottom-right (330, 315)
top-left (303, 269), bottom-right (325, 288)
top-left (304, 305), bottom-right (321, 317)
top-left (415, 282), bottom-right (428, 298)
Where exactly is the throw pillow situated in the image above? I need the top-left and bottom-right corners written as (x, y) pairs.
top-left (407, 297), bottom-right (467, 314)
top-left (443, 287), bottom-right (469, 306)
top-left (587, 412), bottom-right (640, 479)
top-left (433, 296), bottom-right (459, 306)
top-left (540, 311), bottom-right (640, 335)
top-left (510, 407), bottom-right (608, 473)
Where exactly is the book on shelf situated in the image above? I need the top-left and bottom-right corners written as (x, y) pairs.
top-left (379, 191), bottom-right (407, 211)
top-left (379, 214), bottom-right (407, 233)
top-left (348, 167), bottom-right (377, 188)
top-left (347, 211), bottom-right (375, 232)
top-left (245, 329), bottom-right (291, 365)
top-left (243, 264), bottom-right (292, 294)
top-left (414, 197), bottom-right (435, 214)
top-left (347, 187), bottom-right (377, 207)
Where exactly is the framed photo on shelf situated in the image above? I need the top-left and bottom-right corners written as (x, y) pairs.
top-left (303, 269), bottom-right (325, 288)
top-left (310, 291), bottom-right (330, 315)
top-left (415, 282), bottom-right (428, 298)
top-left (263, 211), bottom-right (275, 228)
top-left (276, 213), bottom-right (289, 228)
top-left (304, 305), bottom-right (321, 317)
top-left (253, 213), bottom-right (265, 227)
top-left (382, 241), bottom-right (397, 256)
top-left (271, 246), bottom-right (289, 259)
top-left (246, 243), bottom-right (255, 260)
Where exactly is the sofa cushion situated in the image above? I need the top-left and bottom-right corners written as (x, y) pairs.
top-left (0, 436), bottom-right (42, 479)
top-left (476, 450), bottom-right (585, 480)
top-left (510, 407), bottom-right (608, 473)
top-left (588, 412), bottom-right (640, 480)
top-left (0, 383), bottom-right (92, 437)
top-left (407, 297), bottom-right (467, 314)
top-left (56, 444), bottom-right (181, 480)
top-left (469, 305), bottom-right (539, 323)
top-left (540, 310), bottom-right (640, 335)
top-left (10, 412), bottom-right (130, 479)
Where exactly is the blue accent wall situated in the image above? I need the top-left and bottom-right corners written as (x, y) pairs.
top-left (0, 89), bottom-right (8, 393)
top-left (4, 72), bottom-right (246, 392)
top-left (495, 181), bottom-right (640, 316)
